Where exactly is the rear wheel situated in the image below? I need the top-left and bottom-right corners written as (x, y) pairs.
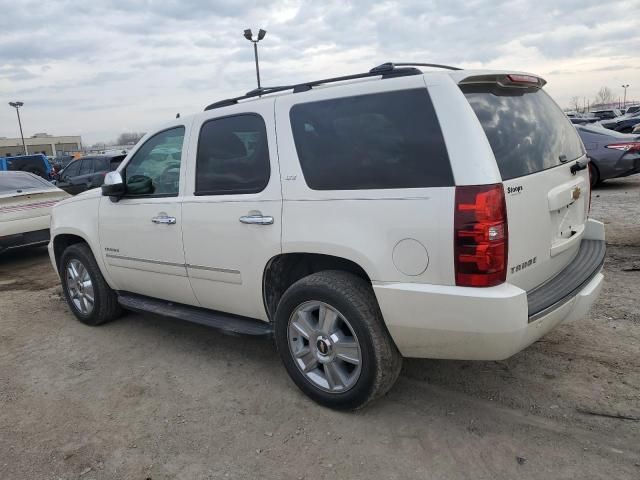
top-left (274, 270), bottom-right (402, 410)
top-left (60, 243), bottom-right (122, 326)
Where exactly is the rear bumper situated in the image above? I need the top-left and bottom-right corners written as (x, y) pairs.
top-left (374, 219), bottom-right (605, 360)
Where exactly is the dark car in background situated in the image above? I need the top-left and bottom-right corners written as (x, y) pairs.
top-left (50, 155), bottom-right (76, 177)
top-left (576, 124), bottom-right (640, 186)
top-left (0, 154), bottom-right (53, 180)
top-left (55, 154), bottom-right (125, 195)
top-left (625, 105), bottom-right (640, 115)
top-left (567, 112), bottom-right (599, 125)
top-left (591, 109), bottom-right (623, 120)
top-left (600, 111), bottom-right (640, 133)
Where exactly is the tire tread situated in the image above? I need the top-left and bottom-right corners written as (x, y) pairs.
top-left (60, 243), bottom-right (122, 326)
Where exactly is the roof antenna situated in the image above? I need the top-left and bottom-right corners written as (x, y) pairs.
top-left (176, 113), bottom-right (180, 118)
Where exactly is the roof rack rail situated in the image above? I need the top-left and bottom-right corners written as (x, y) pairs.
top-left (388, 62), bottom-right (462, 71)
top-left (204, 61), bottom-right (461, 111)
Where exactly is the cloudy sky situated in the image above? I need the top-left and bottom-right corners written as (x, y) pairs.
top-left (1, 0), bottom-right (639, 145)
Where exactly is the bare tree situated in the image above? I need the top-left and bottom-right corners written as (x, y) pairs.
top-left (116, 132), bottom-right (146, 145)
top-left (594, 87), bottom-right (615, 107)
top-left (569, 96), bottom-right (581, 112)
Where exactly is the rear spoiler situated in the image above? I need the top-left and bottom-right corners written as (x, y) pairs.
top-left (459, 73), bottom-right (546, 89)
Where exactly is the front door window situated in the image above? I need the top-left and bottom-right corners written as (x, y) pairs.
top-left (124, 127), bottom-right (185, 197)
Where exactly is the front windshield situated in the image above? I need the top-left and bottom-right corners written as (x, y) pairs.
top-left (0, 172), bottom-right (55, 194)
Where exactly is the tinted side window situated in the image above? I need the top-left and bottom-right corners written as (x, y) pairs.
top-left (124, 127), bottom-right (185, 196)
top-left (289, 89), bottom-right (453, 190)
top-left (63, 160), bottom-right (81, 177)
top-left (195, 114), bottom-right (270, 195)
top-left (79, 159), bottom-right (93, 175)
top-left (462, 85), bottom-right (584, 180)
top-left (94, 158), bottom-right (110, 171)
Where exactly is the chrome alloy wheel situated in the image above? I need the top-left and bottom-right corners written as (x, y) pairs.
top-left (288, 301), bottom-right (362, 393)
top-left (66, 259), bottom-right (95, 315)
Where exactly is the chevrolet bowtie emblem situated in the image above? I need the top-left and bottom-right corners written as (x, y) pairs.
top-left (572, 186), bottom-right (581, 201)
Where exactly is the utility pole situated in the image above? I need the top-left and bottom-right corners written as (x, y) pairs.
top-left (243, 28), bottom-right (267, 89)
top-left (621, 84), bottom-right (629, 108)
top-left (8, 101), bottom-right (27, 155)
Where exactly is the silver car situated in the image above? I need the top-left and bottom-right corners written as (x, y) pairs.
top-left (576, 124), bottom-right (640, 186)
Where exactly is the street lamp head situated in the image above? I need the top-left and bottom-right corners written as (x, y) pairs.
top-left (9, 101), bottom-right (24, 108)
top-left (244, 29), bottom-right (253, 41)
top-left (257, 29), bottom-right (266, 41)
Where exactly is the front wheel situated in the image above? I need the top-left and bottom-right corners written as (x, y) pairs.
top-left (274, 271), bottom-right (402, 410)
top-left (60, 243), bottom-right (122, 326)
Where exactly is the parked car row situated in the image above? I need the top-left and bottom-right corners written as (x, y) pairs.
top-left (1, 152), bottom-right (128, 196)
top-left (53, 154), bottom-right (126, 195)
top-left (600, 111), bottom-right (640, 133)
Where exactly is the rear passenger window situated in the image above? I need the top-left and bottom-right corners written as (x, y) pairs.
top-left (94, 158), bottom-right (109, 172)
top-left (79, 159), bottom-right (93, 175)
top-left (195, 114), bottom-right (270, 195)
top-left (289, 89), bottom-right (453, 190)
top-left (62, 161), bottom-right (80, 177)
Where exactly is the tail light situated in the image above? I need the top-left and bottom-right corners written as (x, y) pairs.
top-left (454, 184), bottom-right (508, 287)
top-left (605, 142), bottom-right (640, 153)
top-left (506, 74), bottom-right (540, 86)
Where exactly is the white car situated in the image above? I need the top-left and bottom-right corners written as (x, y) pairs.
top-left (48, 63), bottom-right (605, 409)
top-left (0, 171), bottom-right (69, 254)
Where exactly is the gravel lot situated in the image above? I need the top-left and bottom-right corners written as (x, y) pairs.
top-left (1, 177), bottom-right (639, 479)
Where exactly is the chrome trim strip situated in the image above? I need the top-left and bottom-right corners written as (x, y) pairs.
top-left (104, 254), bottom-right (240, 275)
top-left (186, 264), bottom-right (240, 274)
top-left (105, 254), bottom-right (185, 268)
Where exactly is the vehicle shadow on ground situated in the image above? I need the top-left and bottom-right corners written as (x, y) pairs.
top-left (0, 245), bottom-right (50, 265)
top-left (116, 306), bottom-right (543, 410)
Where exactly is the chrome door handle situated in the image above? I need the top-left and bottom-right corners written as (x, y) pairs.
top-left (239, 214), bottom-right (274, 225)
top-left (151, 216), bottom-right (177, 225)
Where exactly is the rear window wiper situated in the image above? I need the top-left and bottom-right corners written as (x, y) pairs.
top-left (570, 160), bottom-right (588, 175)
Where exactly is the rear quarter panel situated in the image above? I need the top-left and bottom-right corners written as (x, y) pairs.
top-left (275, 75), bottom-right (459, 284)
top-left (0, 190), bottom-right (68, 236)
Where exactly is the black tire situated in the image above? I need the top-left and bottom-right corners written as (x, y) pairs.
top-left (60, 243), bottom-right (122, 326)
top-left (589, 162), bottom-right (601, 188)
top-left (274, 270), bottom-right (402, 410)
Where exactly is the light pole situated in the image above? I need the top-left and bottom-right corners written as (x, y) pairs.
top-left (8, 101), bottom-right (27, 155)
top-left (244, 28), bottom-right (266, 89)
top-left (622, 84), bottom-right (629, 108)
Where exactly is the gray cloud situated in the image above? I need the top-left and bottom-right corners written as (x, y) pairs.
top-left (1, 0), bottom-right (639, 143)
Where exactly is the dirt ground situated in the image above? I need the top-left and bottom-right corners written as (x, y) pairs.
top-left (1, 178), bottom-right (639, 480)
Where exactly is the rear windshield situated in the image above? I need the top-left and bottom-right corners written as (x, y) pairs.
top-left (0, 172), bottom-right (55, 194)
top-left (462, 85), bottom-right (585, 180)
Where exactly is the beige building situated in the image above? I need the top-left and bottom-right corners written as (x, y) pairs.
top-left (0, 133), bottom-right (82, 157)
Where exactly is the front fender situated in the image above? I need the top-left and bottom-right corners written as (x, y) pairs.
top-left (49, 197), bottom-right (116, 289)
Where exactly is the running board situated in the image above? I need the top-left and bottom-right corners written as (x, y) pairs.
top-left (117, 292), bottom-right (272, 337)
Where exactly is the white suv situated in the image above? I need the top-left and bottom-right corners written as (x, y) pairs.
top-left (49, 63), bottom-right (605, 410)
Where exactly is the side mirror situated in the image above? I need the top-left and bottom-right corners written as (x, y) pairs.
top-left (101, 171), bottom-right (125, 198)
